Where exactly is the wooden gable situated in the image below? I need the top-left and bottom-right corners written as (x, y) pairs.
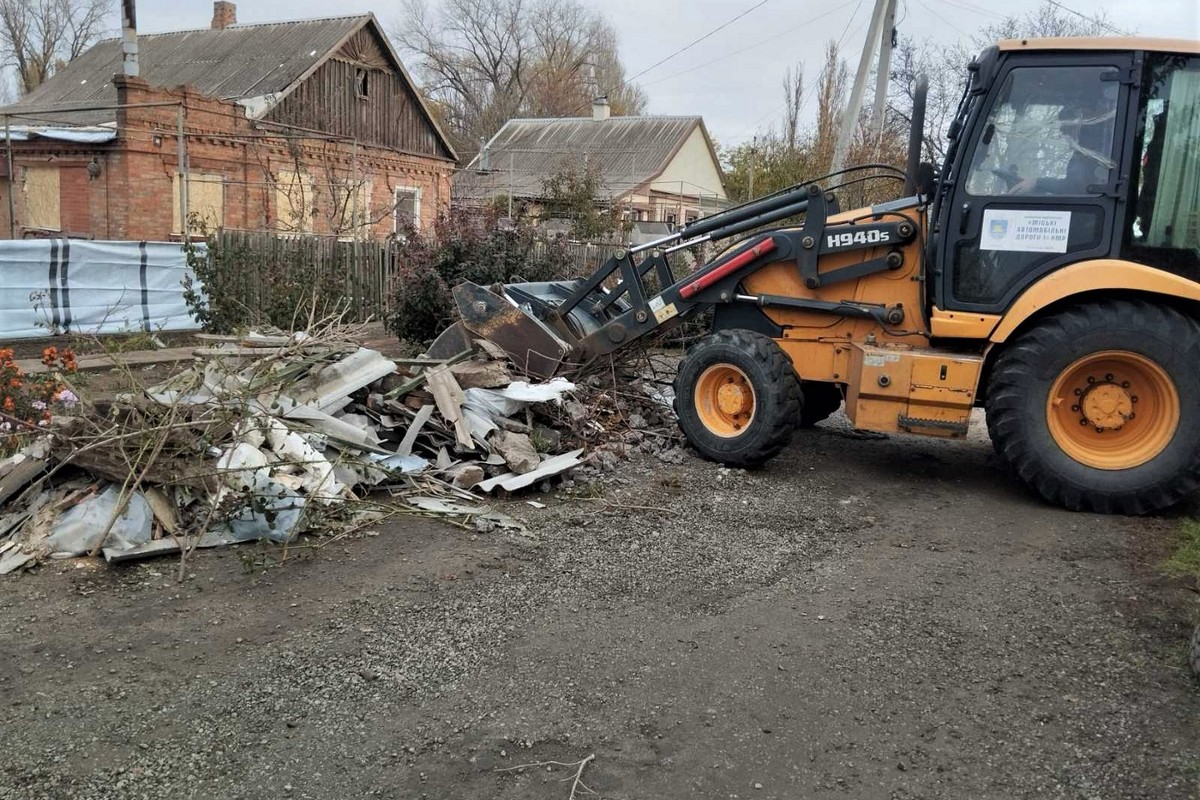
top-left (264, 22), bottom-right (454, 161)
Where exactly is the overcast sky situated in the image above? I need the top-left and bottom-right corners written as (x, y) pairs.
top-left (131, 0), bottom-right (1200, 148)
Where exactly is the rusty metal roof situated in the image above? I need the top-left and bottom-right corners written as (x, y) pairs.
top-left (0, 15), bottom-right (370, 126)
top-left (454, 115), bottom-right (716, 201)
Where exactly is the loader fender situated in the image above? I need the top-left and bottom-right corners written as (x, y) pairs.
top-left (990, 260), bottom-right (1200, 343)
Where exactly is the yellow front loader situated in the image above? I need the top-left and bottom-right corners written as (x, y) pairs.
top-left (439, 37), bottom-right (1200, 514)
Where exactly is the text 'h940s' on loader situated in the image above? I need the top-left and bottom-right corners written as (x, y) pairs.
top-left (437, 37), bottom-right (1200, 515)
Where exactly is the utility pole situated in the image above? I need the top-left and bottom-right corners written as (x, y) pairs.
top-left (870, 0), bottom-right (898, 147)
top-left (832, 0), bottom-right (891, 173)
top-left (748, 135), bottom-right (757, 198)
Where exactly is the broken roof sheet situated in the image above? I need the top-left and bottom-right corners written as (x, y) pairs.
top-left (2, 127), bottom-right (116, 143)
top-left (453, 115), bottom-right (705, 202)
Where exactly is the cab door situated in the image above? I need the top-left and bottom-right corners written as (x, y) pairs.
top-left (937, 54), bottom-right (1136, 312)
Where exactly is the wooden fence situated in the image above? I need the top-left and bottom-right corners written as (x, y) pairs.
top-left (211, 231), bottom-right (624, 324)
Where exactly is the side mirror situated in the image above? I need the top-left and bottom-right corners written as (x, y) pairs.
top-left (916, 162), bottom-right (937, 198)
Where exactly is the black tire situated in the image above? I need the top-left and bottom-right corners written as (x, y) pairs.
top-left (986, 300), bottom-right (1200, 514)
top-left (798, 381), bottom-right (843, 427)
top-left (673, 329), bottom-right (802, 467)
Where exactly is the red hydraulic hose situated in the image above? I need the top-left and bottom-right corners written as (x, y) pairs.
top-left (678, 238), bottom-right (777, 300)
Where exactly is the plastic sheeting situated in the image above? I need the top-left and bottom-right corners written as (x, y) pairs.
top-left (0, 239), bottom-right (199, 339)
top-left (2, 127), bottom-right (117, 144)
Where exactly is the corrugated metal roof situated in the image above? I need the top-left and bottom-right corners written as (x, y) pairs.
top-left (454, 116), bottom-right (705, 201)
top-left (0, 15), bottom-right (369, 126)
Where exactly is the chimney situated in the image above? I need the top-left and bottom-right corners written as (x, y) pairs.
top-left (211, 1), bottom-right (236, 29)
top-left (120, 0), bottom-right (138, 77)
top-left (592, 96), bottom-right (610, 122)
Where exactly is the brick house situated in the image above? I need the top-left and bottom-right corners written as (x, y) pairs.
top-left (0, 6), bottom-right (457, 241)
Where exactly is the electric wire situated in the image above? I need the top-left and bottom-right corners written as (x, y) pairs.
top-left (638, 0), bottom-right (861, 89)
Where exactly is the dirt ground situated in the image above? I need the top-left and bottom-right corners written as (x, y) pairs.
top-left (1, 412), bottom-right (1198, 800)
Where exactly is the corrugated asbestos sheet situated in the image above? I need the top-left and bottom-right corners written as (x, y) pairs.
top-left (0, 16), bottom-right (368, 126)
top-left (453, 116), bottom-right (701, 201)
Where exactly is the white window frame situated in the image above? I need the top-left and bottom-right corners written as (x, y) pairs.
top-left (393, 186), bottom-right (422, 232)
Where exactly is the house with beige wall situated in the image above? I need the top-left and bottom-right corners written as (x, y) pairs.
top-left (453, 98), bottom-right (727, 230)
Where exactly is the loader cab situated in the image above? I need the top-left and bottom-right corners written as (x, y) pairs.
top-left (933, 43), bottom-right (1137, 313)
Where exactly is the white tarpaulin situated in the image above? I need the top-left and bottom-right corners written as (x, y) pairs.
top-left (0, 239), bottom-right (199, 339)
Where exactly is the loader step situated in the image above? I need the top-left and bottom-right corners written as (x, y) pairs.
top-left (897, 414), bottom-right (970, 436)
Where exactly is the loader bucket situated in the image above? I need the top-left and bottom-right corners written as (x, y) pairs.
top-left (430, 280), bottom-right (629, 379)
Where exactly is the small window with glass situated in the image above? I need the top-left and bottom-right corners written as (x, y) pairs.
top-left (966, 66), bottom-right (1119, 197)
top-left (1126, 54), bottom-right (1200, 273)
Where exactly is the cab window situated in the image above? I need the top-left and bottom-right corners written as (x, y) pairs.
top-left (965, 66), bottom-right (1119, 197)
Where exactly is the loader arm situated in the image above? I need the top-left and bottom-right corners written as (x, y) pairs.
top-left (447, 174), bottom-right (919, 377)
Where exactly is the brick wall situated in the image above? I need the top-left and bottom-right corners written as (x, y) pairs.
top-left (0, 75), bottom-right (455, 241)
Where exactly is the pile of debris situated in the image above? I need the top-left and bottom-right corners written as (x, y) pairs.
top-left (0, 321), bottom-right (680, 575)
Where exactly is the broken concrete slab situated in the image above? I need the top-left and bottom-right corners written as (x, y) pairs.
top-left (450, 360), bottom-right (513, 390)
top-left (490, 431), bottom-right (540, 474)
top-left (446, 464), bottom-right (485, 489)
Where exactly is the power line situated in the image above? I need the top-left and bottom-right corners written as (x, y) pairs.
top-left (639, 0), bottom-right (861, 89)
top-left (622, 0), bottom-right (775, 86)
top-left (1045, 0), bottom-right (1132, 36)
top-left (917, 0), bottom-right (974, 39)
top-left (743, 2), bottom-right (868, 136)
top-left (933, 0), bottom-right (1007, 21)
top-left (563, 0), bottom-right (775, 118)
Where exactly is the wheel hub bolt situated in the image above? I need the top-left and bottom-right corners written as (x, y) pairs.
top-left (1121, 381), bottom-right (1131, 388)
top-left (1071, 404), bottom-right (1080, 412)
top-left (1074, 388), bottom-right (1083, 396)
top-left (1131, 396), bottom-right (1139, 404)
top-left (1087, 376), bottom-right (1096, 384)
top-left (1079, 418), bottom-right (1089, 426)
top-left (1105, 373), bottom-right (1114, 381)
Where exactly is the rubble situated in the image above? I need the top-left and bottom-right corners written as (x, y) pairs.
top-left (0, 320), bottom-right (684, 576)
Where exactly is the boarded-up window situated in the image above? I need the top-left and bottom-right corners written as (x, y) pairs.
top-left (172, 173), bottom-right (225, 234)
top-left (393, 187), bottom-right (421, 232)
top-left (23, 165), bottom-right (60, 231)
top-left (274, 170), bottom-right (315, 233)
top-left (333, 179), bottom-right (372, 239)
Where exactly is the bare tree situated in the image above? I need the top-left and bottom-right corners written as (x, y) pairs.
top-left (0, 0), bottom-right (111, 95)
top-left (972, 0), bottom-right (1119, 44)
top-left (813, 42), bottom-right (848, 173)
top-left (393, 0), bottom-right (645, 160)
top-left (886, 0), bottom-right (1124, 166)
top-left (781, 63), bottom-right (803, 151)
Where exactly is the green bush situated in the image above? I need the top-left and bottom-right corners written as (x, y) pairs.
top-left (183, 229), bottom-right (350, 334)
top-left (387, 208), bottom-right (576, 345)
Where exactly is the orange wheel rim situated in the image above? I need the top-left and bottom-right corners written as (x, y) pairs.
top-left (1046, 350), bottom-right (1179, 470)
top-left (695, 364), bottom-right (756, 438)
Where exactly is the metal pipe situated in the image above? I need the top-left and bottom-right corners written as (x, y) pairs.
top-left (700, 198), bottom-right (810, 243)
top-left (904, 75), bottom-right (929, 196)
top-left (664, 234), bottom-right (711, 255)
top-left (4, 116), bottom-right (14, 239)
top-left (629, 231), bottom-right (683, 254)
top-left (1, 100), bottom-right (188, 117)
top-left (177, 104), bottom-right (188, 237)
top-left (678, 182), bottom-right (816, 241)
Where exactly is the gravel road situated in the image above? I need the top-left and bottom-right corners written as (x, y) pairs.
top-left (1, 413), bottom-right (1197, 799)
